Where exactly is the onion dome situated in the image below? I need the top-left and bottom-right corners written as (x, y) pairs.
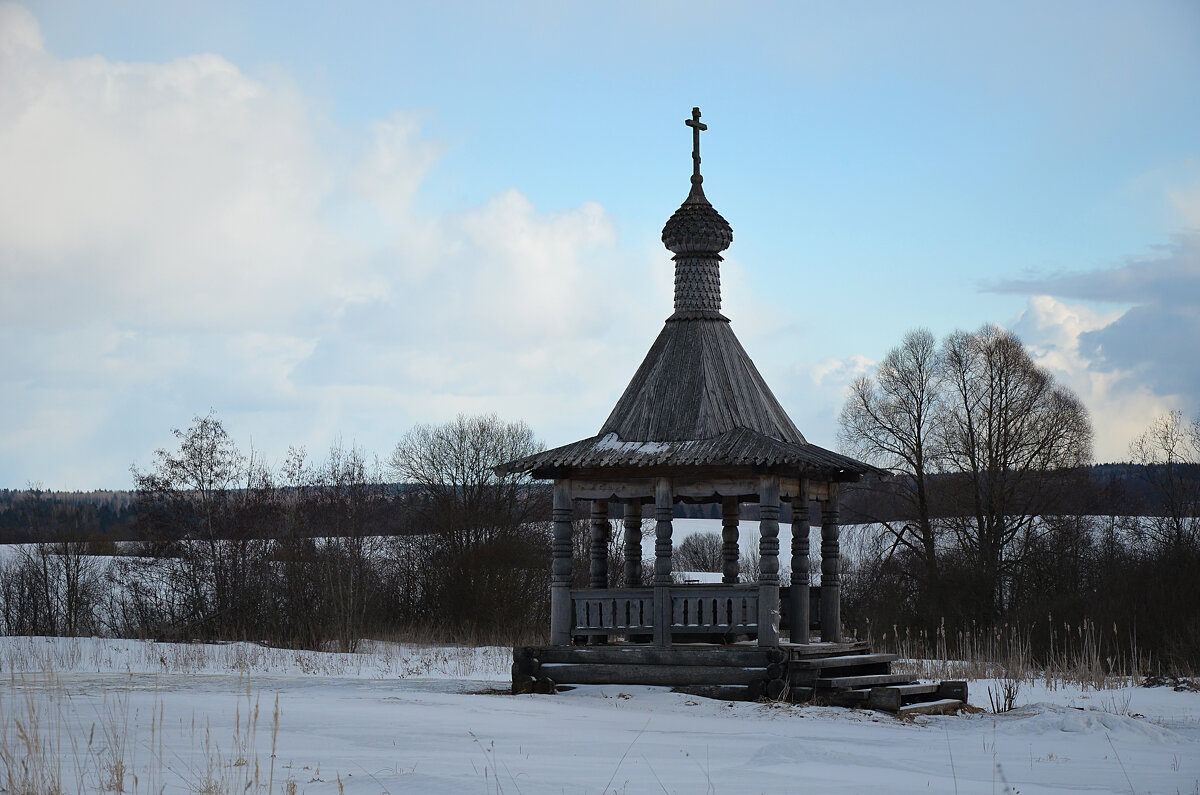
top-left (661, 107), bottom-right (732, 316)
top-left (661, 179), bottom-right (733, 255)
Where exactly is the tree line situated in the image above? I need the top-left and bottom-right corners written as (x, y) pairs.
top-left (837, 325), bottom-right (1200, 670)
top-left (0, 413), bottom-right (560, 648)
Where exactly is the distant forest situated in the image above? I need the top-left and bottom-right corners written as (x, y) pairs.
top-left (0, 462), bottom-right (1188, 544)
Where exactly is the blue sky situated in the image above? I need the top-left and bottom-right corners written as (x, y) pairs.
top-left (2, 0), bottom-right (1198, 489)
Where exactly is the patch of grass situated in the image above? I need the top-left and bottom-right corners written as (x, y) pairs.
top-left (1, 670), bottom-right (285, 794)
top-left (874, 618), bottom-right (1150, 691)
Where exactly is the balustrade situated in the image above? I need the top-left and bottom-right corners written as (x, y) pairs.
top-left (570, 585), bottom-right (758, 638)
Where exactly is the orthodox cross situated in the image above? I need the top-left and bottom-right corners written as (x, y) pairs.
top-left (686, 106), bottom-right (707, 179)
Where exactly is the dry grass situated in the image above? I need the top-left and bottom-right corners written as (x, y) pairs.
top-left (1, 672), bottom-right (284, 794)
top-left (0, 635), bottom-right (512, 794)
top-left (1, 635), bottom-right (511, 680)
top-left (870, 618), bottom-right (1149, 691)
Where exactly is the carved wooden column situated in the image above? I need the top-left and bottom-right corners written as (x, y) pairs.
top-left (820, 483), bottom-right (841, 643)
top-left (623, 501), bottom-right (643, 586)
top-left (790, 479), bottom-right (811, 643)
top-left (589, 499), bottom-right (610, 588)
top-left (653, 478), bottom-right (673, 647)
top-left (757, 474), bottom-right (781, 647)
top-left (550, 479), bottom-right (574, 645)
top-left (721, 496), bottom-right (740, 584)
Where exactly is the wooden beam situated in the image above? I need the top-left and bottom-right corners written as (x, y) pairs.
top-left (541, 663), bottom-right (765, 687)
top-left (567, 477), bottom-right (767, 500)
top-left (531, 645), bottom-right (772, 667)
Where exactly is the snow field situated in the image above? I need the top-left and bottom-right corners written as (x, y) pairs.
top-left (2, 637), bottom-right (1199, 794)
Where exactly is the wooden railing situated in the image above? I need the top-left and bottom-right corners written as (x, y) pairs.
top-left (570, 585), bottom-right (758, 638)
top-left (571, 588), bottom-right (655, 636)
top-left (669, 586), bottom-right (757, 634)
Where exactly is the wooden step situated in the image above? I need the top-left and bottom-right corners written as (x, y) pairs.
top-left (792, 663), bottom-right (890, 685)
top-left (790, 653), bottom-right (897, 670)
top-left (868, 684), bottom-right (936, 711)
top-left (781, 641), bottom-right (872, 660)
top-left (897, 699), bottom-right (965, 717)
top-left (869, 681), bottom-right (969, 712)
top-left (813, 673), bottom-right (917, 689)
top-left (887, 683), bottom-right (941, 696)
top-left (820, 688), bottom-right (871, 707)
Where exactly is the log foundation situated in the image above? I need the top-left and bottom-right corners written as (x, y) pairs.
top-left (512, 642), bottom-right (967, 714)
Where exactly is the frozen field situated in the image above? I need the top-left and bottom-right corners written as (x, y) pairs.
top-left (2, 636), bottom-right (1198, 794)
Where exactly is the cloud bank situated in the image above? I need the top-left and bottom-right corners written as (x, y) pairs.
top-left (998, 234), bottom-right (1200, 460)
top-left (0, 4), bottom-right (659, 488)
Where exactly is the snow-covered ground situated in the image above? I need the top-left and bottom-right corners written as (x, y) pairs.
top-left (2, 637), bottom-right (1198, 794)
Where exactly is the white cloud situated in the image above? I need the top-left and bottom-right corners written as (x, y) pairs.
top-left (1013, 295), bottom-right (1179, 462)
top-left (0, 7), bottom-right (360, 332)
top-left (0, 4), bottom-right (657, 488)
top-left (807, 354), bottom-right (875, 388)
top-left (993, 233), bottom-right (1200, 460)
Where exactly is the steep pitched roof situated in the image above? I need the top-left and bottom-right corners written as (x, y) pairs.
top-left (599, 317), bottom-right (805, 444)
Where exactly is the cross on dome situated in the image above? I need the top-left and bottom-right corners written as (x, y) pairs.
top-left (685, 107), bottom-right (707, 182)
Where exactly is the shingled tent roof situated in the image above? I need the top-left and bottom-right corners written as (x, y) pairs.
top-left (599, 316), bottom-right (804, 444)
top-left (499, 109), bottom-right (879, 481)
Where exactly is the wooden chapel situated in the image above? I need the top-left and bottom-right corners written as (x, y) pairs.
top-left (502, 109), bottom-right (966, 711)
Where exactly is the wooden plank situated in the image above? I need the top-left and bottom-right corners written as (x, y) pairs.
top-left (886, 683), bottom-right (941, 696)
top-left (789, 653), bottom-right (897, 670)
top-left (793, 664), bottom-right (890, 684)
top-left (814, 673), bottom-right (917, 689)
top-left (570, 476), bottom-right (804, 500)
top-left (897, 699), bottom-right (965, 717)
top-left (780, 641), bottom-right (871, 659)
top-left (531, 645), bottom-right (772, 667)
top-left (569, 480), bottom-right (655, 500)
top-left (541, 663), bottom-right (765, 687)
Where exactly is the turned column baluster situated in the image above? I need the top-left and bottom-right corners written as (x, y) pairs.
top-left (790, 478), bottom-right (811, 643)
top-left (550, 479), bottom-right (574, 646)
top-left (821, 483), bottom-right (841, 643)
top-left (721, 496), bottom-right (740, 585)
top-left (623, 501), bottom-right (643, 587)
top-left (757, 475), bottom-right (781, 647)
top-left (653, 478), bottom-right (673, 646)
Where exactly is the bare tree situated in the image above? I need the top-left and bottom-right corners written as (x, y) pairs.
top-left (387, 414), bottom-right (545, 551)
top-left (386, 414), bottom-right (550, 636)
top-left (1129, 410), bottom-right (1200, 551)
top-left (839, 325), bottom-right (1093, 629)
top-left (839, 328), bottom-right (943, 605)
top-left (130, 412), bottom-right (272, 639)
top-left (938, 325), bottom-right (1093, 623)
top-left (675, 532), bottom-right (724, 572)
